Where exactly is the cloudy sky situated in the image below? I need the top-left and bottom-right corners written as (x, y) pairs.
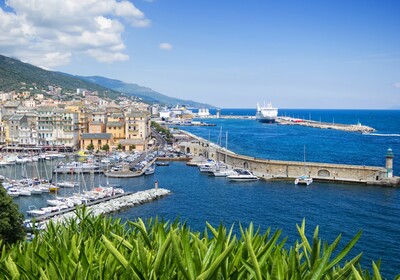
top-left (0, 0), bottom-right (399, 109)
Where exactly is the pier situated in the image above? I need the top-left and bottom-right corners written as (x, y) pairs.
top-left (178, 131), bottom-right (399, 186)
top-left (275, 117), bottom-right (375, 133)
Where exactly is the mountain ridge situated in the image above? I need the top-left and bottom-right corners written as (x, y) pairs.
top-left (77, 75), bottom-right (215, 108)
top-left (0, 54), bottom-right (214, 108)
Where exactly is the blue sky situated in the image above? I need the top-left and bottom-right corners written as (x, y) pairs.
top-left (0, 0), bottom-right (399, 108)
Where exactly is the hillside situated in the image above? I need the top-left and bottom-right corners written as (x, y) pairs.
top-left (78, 75), bottom-right (215, 108)
top-left (0, 54), bottom-right (214, 108)
top-left (0, 54), bottom-right (120, 99)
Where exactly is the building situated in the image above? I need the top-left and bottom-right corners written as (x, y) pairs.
top-left (80, 133), bottom-right (113, 151)
top-left (123, 111), bottom-right (151, 151)
top-left (4, 114), bottom-right (28, 145)
top-left (89, 121), bottom-right (106, 133)
top-left (37, 107), bottom-right (79, 147)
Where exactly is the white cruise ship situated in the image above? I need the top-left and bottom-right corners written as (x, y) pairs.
top-left (256, 102), bottom-right (278, 123)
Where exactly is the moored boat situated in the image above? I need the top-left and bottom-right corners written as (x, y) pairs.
top-left (227, 169), bottom-right (259, 181)
top-left (294, 175), bottom-right (313, 186)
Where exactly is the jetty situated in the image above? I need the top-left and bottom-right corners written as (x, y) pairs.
top-left (196, 115), bottom-right (375, 133)
top-left (275, 117), bottom-right (375, 133)
top-left (27, 188), bottom-right (171, 228)
top-left (178, 131), bottom-right (399, 187)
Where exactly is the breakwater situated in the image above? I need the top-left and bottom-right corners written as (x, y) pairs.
top-left (276, 117), bottom-right (375, 133)
top-left (196, 115), bottom-right (375, 133)
top-left (31, 188), bottom-right (171, 226)
top-left (178, 131), bottom-right (399, 186)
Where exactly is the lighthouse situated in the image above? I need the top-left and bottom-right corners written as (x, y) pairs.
top-left (386, 148), bottom-right (394, 178)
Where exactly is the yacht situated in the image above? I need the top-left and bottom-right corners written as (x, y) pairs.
top-left (212, 169), bottom-right (238, 177)
top-left (295, 175), bottom-right (313, 186)
top-left (227, 169), bottom-right (259, 181)
top-left (256, 102), bottom-right (278, 123)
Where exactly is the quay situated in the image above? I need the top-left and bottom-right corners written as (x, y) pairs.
top-left (28, 188), bottom-right (171, 226)
top-left (178, 131), bottom-right (400, 187)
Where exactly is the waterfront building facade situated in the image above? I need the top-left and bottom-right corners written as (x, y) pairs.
top-left (80, 133), bottom-right (113, 151)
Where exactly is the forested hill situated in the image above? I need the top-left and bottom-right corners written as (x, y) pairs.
top-left (0, 54), bottom-right (120, 98)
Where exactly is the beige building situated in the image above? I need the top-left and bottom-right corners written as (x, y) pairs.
top-left (80, 133), bottom-right (113, 151)
top-left (122, 111), bottom-right (151, 151)
top-left (89, 121), bottom-right (106, 133)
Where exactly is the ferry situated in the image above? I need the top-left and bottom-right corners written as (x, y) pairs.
top-left (256, 102), bottom-right (278, 123)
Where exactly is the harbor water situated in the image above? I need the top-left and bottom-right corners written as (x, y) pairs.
top-left (6, 109), bottom-right (400, 278)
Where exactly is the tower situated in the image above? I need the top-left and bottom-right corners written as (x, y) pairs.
top-left (386, 148), bottom-right (394, 178)
top-left (216, 108), bottom-right (221, 118)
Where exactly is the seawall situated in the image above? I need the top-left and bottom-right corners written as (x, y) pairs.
top-left (178, 131), bottom-right (399, 186)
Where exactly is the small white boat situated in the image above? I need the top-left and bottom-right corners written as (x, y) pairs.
top-left (227, 169), bottom-right (259, 181)
top-left (212, 169), bottom-right (238, 177)
top-left (7, 188), bottom-right (20, 197)
top-left (57, 181), bottom-right (78, 188)
top-left (294, 175), bottom-right (313, 186)
top-left (144, 165), bottom-right (155, 175)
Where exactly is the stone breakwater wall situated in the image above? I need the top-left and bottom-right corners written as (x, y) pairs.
top-left (46, 188), bottom-right (171, 225)
top-left (178, 131), bottom-right (397, 186)
top-left (276, 117), bottom-right (375, 133)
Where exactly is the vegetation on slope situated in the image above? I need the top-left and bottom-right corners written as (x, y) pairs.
top-left (0, 55), bottom-right (120, 99)
top-left (0, 207), bottom-right (387, 279)
top-left (79, 75), bottom-right (215, 108)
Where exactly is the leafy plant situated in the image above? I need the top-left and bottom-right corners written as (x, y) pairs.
top-left (0, 209), bottom-right (388, 279)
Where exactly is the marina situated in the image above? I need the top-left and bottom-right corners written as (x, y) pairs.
top-left (1, 109), bottom-right (399, 278)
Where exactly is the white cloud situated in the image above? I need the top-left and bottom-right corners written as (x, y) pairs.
top-left (159, 43), bottom-right (173, 50)
top-left (0, 0), bottom-right (150, 68)
top-left (394, 83), bottom-right (400, 89)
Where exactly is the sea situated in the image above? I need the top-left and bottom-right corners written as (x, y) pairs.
top-left (6, 109), bottom-right (400, 278)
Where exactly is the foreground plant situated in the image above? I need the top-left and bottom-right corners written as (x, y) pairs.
top-left (0, 207), bottom-right (389, 279)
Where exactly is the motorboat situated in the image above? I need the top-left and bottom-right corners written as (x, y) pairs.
top-left (144, 165), bottom-right (155, 175)
top-left (212, 169), bottom-right (238, 177)
top-left (227, 169), bottom-right (259, 181)
top-left (256, 102), bottom-right (278, 123)
top-left (156, 161), bottom-right (169, 166)
top-left (295, 175), bottom-right (313, 186)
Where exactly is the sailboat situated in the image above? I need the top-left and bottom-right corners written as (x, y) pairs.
top-left (294, 145), bottom-right (313, 186)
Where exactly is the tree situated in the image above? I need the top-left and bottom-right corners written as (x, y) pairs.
top-left (86, 143), bottom-right (94, 151)
top-left (129, 145), bottom-right (136, 151)
top-left (0, 186), bottom-right (25, 245)
top-left (117, 143), bottom-right (123, 151)
top-left (101, 144), bottom-right (110, 152)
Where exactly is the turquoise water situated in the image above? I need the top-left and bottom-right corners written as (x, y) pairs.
top-left (7, 109), bottom-right (400, 278)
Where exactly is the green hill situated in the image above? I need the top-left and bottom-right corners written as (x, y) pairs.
top-left (0, 54), bottom-right (214, 108)
top-left (0, 54), bottom-right (120, 99)
top-left (78, 75), bottom-right (215, 108)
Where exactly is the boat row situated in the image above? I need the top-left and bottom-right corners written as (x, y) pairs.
top-left (197, 160), bottom-right (259, 181)
top-left (3, 178), bottom-right (59, 197)
top-left (26, 186), bottom-right (125, 217)
top-left (0, 153), bottom-right (67, 166)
